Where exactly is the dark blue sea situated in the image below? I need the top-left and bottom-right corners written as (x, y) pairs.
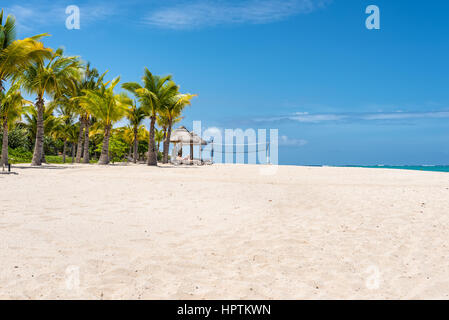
top-left (342, 165), bottom-right (449, 173)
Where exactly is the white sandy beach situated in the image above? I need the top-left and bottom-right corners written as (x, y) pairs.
top-left (1, 164), bottom-right (448, 299)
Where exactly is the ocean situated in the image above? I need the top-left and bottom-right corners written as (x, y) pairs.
top-left (341, 165), bottom-right (449, 173)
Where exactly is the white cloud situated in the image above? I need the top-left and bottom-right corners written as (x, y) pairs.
top-left (360, 111), bottom-right (449, 121)
top-left (254, 111), bottom-right (449, 124)
top-left (203, 126), bottom-right (223, 136)
top-left (290, 112), bottom-right (346, 123)
top-left (280, 135), bottom-right (308, 146)
top-left (5, 2), bottom-right (117, 33)
top-left (144, 0), bottom-right (332, 29)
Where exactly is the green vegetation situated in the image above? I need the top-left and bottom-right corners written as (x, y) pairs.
top-left (0, 8), bottom-right (196, 167)
top-left (6, 147), bottom-right (97, 164)
top-left (8, 147), bottom-right (32, 164)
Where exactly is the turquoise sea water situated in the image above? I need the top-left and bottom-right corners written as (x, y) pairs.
top-left (342, 165), bottom-right (449, 173)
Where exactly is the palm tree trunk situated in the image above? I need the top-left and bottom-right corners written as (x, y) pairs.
top-left (83, 118), bottom-right (90, 164)
top-left (1, 117), bottom-right (8, 166)
top-left (62, 139), bottom-right (67, 163)
top-left (98, 125), bottom-right (111, 165)
top-left (71, 143), bottom-right (76, 163)
top-left (133, 127), bottom-right (138, 164)
top-left (0, 81), bottom-right (5, 166)
top-left (41, 150), bottom-right (46, 163)
top-left (147, 116), bottom-right (157, 166)
top-left (31, 97), bottom-right (45, 166)
top-left (163, 119), bottom-right (173, 164)
top-left (76, 116), bottom-right (85, 163)
top-left (190, 139), bottom-right (194, 161)
top-left (41, 137), bottom-right (46, 163)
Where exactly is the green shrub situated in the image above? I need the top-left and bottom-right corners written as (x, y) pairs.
top-left (96, 136), bottom-right (129, 163)
top-left (45, 155), bottom-right (97, 164)
top-left (8, 147), bottom-right (33, 164)
top-left (7, 127), bottom-right (32, 151)
top-left (45, 155), bottom-right (67, 164)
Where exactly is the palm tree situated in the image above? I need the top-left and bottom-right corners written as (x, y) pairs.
top-left (123, 124), bottom-right (148, 161)
top-left (156, 113), bottom-right (170, 142)
top-left (161, 93), bottom-right (197, 163)
top-left (66, 123), bottom-right (80, 163)
top-left (0, 10), bottom-right (52, 96)
top-left (122, 68), bottom-right (178, 166)
top-left (67, 63), bottom-right (105, 164)
top-left (119, 126), bottom-right (134, 159)
top-left (155, 128), bottom-right (164, 154)
top-left (23, 102), bottom-right (59, 163)
top-left (79, 77), bottom-right (128, 164)
top-left (20, 48), bottom-right (81, 166)
top-left (54, 104), bottom-right (75, 163)
top-left (125, 101), bottom-right (146, 163)
top-left (157, 112), bottom-right (179, 154)
top-left (0, 82), bottom-right (29, 165)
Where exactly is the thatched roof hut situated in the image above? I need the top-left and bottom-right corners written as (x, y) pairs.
top-left (170, 126), bottom-right (207, 145)
top-left (170, 126), bottom-right (207, 162)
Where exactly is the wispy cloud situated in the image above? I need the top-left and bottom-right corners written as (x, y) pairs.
top-left (144, 0), bottom-right (332, 29)
top-left (254, 111), bottom-right (449, 124)
top-left (5, 2), bottom-right (117, 33)
top-left (360, 112), bottom-right (449, 121)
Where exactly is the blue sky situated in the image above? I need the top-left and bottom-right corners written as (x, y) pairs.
top-left (5, 0), bottom-right (449, 165)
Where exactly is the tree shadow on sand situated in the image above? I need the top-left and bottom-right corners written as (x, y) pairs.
top-left (105, 163), bottom-right (201, 169)
top-left (10, 165), bottom-right (70, 170)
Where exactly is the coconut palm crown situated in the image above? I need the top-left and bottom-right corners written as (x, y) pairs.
top-left (78, 77), bottom-right (129, 164)
top-left (19, 48), bottom-right (82, 165)
top-left (65, 63), bottom-right (106, 163)
top-left (0, 10), bottom-right (51, 94)
top-left (122, 68), bottom-right (178, 166)
top-left (161, 93), bottom-right (197, 163)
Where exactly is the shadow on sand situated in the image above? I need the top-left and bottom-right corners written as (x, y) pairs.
top-left (0, 171), bottom-right (19, 175)
top-left (157, 166), bottom-right (200, 169)
top-left (11, 165), bottom-right (70, 170)
top-left (106, 162), bottom-right (202, 169)
top-left (8, 163), bottom-right (203, 170)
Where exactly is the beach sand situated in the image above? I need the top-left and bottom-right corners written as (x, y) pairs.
top-left (1, 164), bottom-right (448, 299)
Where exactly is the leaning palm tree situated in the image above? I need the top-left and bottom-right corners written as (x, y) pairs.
top-left (20, 48), bottom-right (81, 166)
top-left (122, 68), bottom-right (178, 166)
top-left (0, 10), bottom-right (51, 96)
top-left (0, 82), bottom-right (29, 165)
top-left (79, 77), bottom-right (128, 165)
top-left (125, 101), bottom-right (146, 163)
top-left (161, 93), bottom-right (197, 163)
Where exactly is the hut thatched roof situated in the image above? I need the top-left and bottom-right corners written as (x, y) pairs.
top-left (170, 126), bottom-right (207, 145)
